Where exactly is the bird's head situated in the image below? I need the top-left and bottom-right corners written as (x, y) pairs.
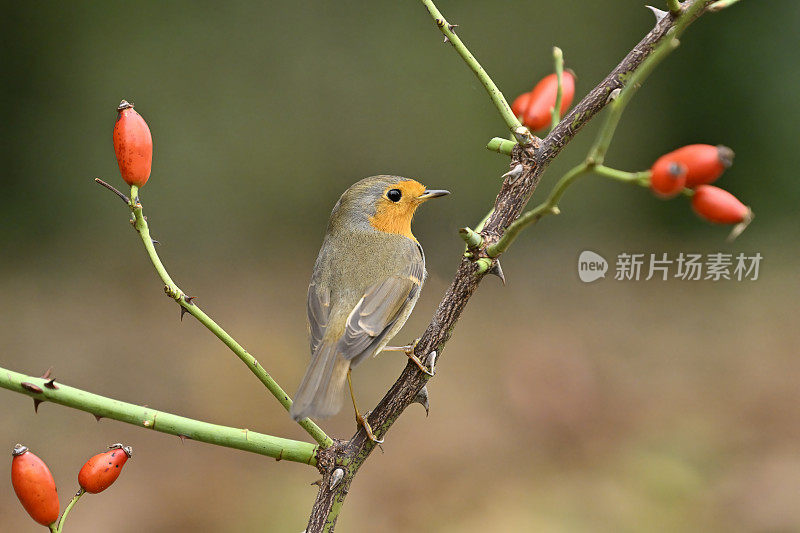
top-left (329, 175), bottom-right (449, 241)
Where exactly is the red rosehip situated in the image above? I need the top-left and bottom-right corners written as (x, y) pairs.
top-left (662, 144), bottom-right (734, 187)
top-left (691, 185), bottom-right (750, 224)
top-left (78, 443), bottom-right (132, 494)
top-left (511, 91), bottom-right (532, 119)
top-left (11, 444), bottom-right (59, 526)
top-left (520, 70), bottom-right (576, 131)
top-left (113, 100), bottom-right (152, 188)
top-left (649, 159), bottom-right (688, 198)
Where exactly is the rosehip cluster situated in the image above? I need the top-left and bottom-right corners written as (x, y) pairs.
top-left (649, 144), bottom-right (751, 226)
top-left (10, 443), bottom-right (132, 530)
top-left (512, 70), bottom-right (576, 131)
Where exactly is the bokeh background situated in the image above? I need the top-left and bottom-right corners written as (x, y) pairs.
top-left (2, 1), bottom-right (798, 531)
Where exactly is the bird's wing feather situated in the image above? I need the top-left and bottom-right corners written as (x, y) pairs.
top-left (307, 279), bottom-right (330, 354)
top-left (337, 256), bottom-right (424, 363)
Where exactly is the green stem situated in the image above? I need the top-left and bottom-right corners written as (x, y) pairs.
top-left (487, 164), bottom-right (589, 257)
top-left (0, 367), bottom-right (319, 465)
top-left (587, 0), bottom-right (706, 166)
top-left (488, 0), bottom-right (710, 257)
top-left (550, 47), bottom-right (564, 131)
top-left (667, 0), bottom-right (682, 14)
top-left (487, 137), bottom-right (516, 155)
top-left (420, 0), bottom-right (531, 143)
top-left (593, 165), bottom-right (651, 186)
top-left (459, 227), bottom-right (483, 249)
top-left (126, 187), bottom-right (332, 449)
top-left (463, 208), bottom-right (494, 256)
top-left (487, 164), bottom-right (653, 258)
top-left (55, 488), bottom-right (85, 533)
top-left (708, 0), bottom-right (741, 11)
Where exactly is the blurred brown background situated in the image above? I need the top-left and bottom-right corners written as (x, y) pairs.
top-left (2, 1), bottom-right (798, 531)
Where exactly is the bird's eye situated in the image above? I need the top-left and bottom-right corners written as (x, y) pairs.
top-left (386, 189), bottom-right (402, 202)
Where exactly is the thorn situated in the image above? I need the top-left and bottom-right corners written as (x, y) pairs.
top-left (33, 399), bottom-right (43, 413)
top-left (645, 5), bottom-right (669, 23)
top-left (606, 88), bottom-right (621, 104)
top-left (21, 382), bottom-right (43, 394)
top-left (488, 260), bottom-right (506, 285)
top-left (311, 478), bottom-right (323, 487)
top-left (502, 164), bottom-right (524, 183)
top-left (180, 296), bottom-right (196, 321)
top-left (447, 23), bottom-right (458, 32)
top-left (178, 434), bottom-right (191, 444)
top-left (412, 386), bottom-right (430, 417)
top-left (44, 378), bottom-right (58, 390)
top-left (275, 449), bottom-right (283, 461)
top-left (443, 35), bottom-right (449, 43)
top-left (94, 414), bottom-right (104, 422)
top-left (329, 468), bottom-right (344, 490)
top-left (94, 178), bottom-right (131, 204)
top-left (151, 239), bottom-right (160, 245)
top-left (40, 367), bottom-right (53, 380)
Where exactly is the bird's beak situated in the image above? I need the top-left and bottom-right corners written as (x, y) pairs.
top-left (417, 189), bottom-right (450, 201)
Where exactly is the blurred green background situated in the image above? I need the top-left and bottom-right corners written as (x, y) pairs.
top-left (2, 1), bottom-right (798, 531)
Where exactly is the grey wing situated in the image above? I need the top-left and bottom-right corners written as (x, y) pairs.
top-left (307, 279), bottom-right (330, 354)
top-left (337, 256), bottom-right (425, 367)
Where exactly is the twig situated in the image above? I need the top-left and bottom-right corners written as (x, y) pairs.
top-left (419, 0), bottom-right (533, 144)
top-left (587, 0), bottom-right (706, 165)
top-left (550, 47), bottom-right (565, 131)
top-left (94, 178), bottom-right (130, 204)
top-left (667, 0), bottom-right (682, 14)
top-left (487, 164), bottom-right (584, 257)
top-left (103, 181), bottom-right (332, 449)
top-left (0, 366), bottom-right (319, 465)
top-left (487, 137), bottom-right (516, 155)
top-left (489, 0), bottom-right (709, 257)
top-left (53, 488), bottom-right (85, 533)
top-left (305, 2), bottom-right (717, 531)
top-left (708, 0), bottom-right (741, 11)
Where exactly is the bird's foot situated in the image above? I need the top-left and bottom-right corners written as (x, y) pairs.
top-left (383, 338), bottom-right (435, 376)
top-left (356, 413), bottom-right (384, 444)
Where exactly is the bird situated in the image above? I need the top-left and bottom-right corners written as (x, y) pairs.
top-left (289, 175), bottom-right (449, 442)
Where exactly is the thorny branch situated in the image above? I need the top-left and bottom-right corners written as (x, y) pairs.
top-left (102, 181), bottom-right (333, 449)
top-left (304, 1), bottom-right (717, 531)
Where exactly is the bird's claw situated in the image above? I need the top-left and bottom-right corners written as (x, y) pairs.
top-left (408, 352), bottom-right (435, 376)
top-left (384, 339), bottom-right (435, 376)
top-left (356, 413), bottom-right (384, 444)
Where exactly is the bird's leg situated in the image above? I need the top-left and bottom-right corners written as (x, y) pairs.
top-left (381, 338), bottom-right (435, 376)
top-left (347, 369), bottom-right (384, 444)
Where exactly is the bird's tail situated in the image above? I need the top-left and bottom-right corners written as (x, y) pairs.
top-left (290, 341), bottom-right (350, 421)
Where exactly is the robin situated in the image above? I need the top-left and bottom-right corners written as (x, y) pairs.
top-left (289, 175), bottom-right (449, 442)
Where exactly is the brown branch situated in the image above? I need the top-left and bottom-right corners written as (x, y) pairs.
top-left (304, 2), bottom-right (714, 531)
